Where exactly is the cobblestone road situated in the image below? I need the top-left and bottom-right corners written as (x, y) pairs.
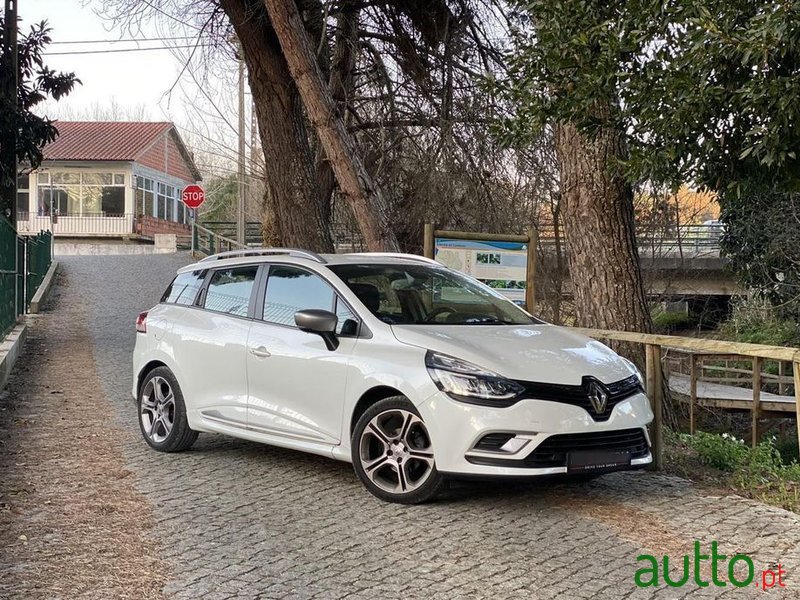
top-left (3, 254), bottom-right (800, 599)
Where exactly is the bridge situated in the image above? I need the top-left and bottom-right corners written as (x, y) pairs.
top-left (188, 221), bottom-right (737, 298)
top-left (2, 251), bottom-right (800, 597)
top-left (537, 223), bottom-right (736, 297)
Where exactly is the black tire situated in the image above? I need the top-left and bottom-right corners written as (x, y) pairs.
top-left (138, 366), bottom-right (198, 452)
top-left (351, 396), bottom-right (446, 504)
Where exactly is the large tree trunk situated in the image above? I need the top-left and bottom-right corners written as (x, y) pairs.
top-left (263, 0), bottom-right (400, 252)
top-left (219, 0), bottom-right (333, 252)
top-left (553, 120), bottom-right (652, 358)
top-left (314, 0), bottom-right (360, 223)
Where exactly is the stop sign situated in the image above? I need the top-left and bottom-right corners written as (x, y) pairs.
top-left (182, 184), bottom-right (205, 209)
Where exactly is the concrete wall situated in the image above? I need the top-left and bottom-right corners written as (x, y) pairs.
top-left (0, 322), bottom-right (26, 390)
top-left (54, 237), bottom-right (177, 256)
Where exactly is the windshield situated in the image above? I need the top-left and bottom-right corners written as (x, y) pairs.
top-left (328, 263), bottom-right (543, 325)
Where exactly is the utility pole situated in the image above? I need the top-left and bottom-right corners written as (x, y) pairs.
top-left (236, 42), bottom-right (246, 246)
top-left (1, 0), bottom-right (18, 225)
top-left (249, 99), bottom-right (258, 194)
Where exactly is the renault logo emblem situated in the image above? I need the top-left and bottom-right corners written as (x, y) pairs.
top-left (587, 381), bottom-right (609, 414)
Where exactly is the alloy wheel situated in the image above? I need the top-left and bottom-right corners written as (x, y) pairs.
top-left (358, 408), bottom-right (435, 494)
top-left (140, 376), bottom-right (176, 444)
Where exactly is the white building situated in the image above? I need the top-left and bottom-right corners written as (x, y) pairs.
top-left (17, 121), bottom-right (202, 238)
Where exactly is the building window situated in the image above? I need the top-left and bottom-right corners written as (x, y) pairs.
top-left (157, 182), bottom-right (167, 220)
top-left (177, 198), bottom-right (189, 224)
top-left (135, 176), bottom-right (155, 217)
top-left (165, 185), bottom-right (175, 221)
top-left (37, 171), bottom-right (126, 216)
top-left (137, 176), bottom-right (186, 224)
top-left (17, 173), bottom-right (30, 217)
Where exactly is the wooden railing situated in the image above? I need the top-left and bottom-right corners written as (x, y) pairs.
top-left (573, 328), bottom-right (800, 470)
top-left (190, 222), bottom-right (247, 257)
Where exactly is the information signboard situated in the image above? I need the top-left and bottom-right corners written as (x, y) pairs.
top-left (434, 238), bottom-right (529, 303)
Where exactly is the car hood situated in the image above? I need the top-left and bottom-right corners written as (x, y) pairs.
top-left (390, 324), bottom-right (637, 385)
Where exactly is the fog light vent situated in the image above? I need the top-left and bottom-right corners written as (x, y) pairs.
top-left (475, 433), bottom-right (515, 452)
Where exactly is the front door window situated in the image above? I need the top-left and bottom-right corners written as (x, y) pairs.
top-left (263, 265), bottom-right (335, 326)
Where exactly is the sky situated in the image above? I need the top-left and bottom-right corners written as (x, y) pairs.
top-left (25, 0), bottom-right (192, 121)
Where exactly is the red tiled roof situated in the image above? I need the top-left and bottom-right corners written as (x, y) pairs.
top-left (41, 121), bottom-right (202, 181)
top-left (43, 121), bottom-right (174, 161)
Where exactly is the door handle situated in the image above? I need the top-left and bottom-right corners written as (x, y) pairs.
top-left (249, 346), bottom-right (271, 358)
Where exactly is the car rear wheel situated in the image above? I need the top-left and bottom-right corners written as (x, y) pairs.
top-left (138, 366), bottom-right (197, 452)
top-left (351, 396), bottom-right (445, 504)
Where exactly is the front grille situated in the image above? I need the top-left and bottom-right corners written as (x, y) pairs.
top-left (515, 374), bottom-right (642, 421)
top-left (474, 433), bottom-right (515, 452)
top-left (524, 428), bottom-right (649, 468)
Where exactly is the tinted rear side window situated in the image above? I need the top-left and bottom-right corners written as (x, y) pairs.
top-left (204, 266), bottom-right (258, 317)
top-left (162, 270), bottom-right (206, 305)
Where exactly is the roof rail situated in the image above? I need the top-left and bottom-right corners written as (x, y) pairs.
top-left (344, 252), bottom-right (440, 265)
top-left (198, 247), bottom-right (327, 264)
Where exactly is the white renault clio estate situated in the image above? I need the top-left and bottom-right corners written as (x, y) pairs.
top-left (133, 248), bottom-right (653, 503)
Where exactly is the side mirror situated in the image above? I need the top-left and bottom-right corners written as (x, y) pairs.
top-left (295, 309), bottom-right (339, 351)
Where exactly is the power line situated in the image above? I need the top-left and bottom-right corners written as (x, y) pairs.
top-left (140, 0), bottom-right (202, 32)
top-left (51, 36), bottom-right (199, 45)
top-left (44, 44), bottom-right (215, 56)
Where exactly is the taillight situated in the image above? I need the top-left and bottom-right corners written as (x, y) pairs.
top-left (136, 311), bottom-right (148, 333)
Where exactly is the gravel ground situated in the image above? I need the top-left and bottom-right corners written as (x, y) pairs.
top-left (2, 253), bottom-right (800, 599)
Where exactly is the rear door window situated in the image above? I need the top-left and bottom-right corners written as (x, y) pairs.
top-left (161, 270), bottom-right (206, 305)
top-left (204, 266), bottom-right (259, 317)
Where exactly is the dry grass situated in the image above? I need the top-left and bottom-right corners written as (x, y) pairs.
top-left (0, 290), bottom-right (167, 599)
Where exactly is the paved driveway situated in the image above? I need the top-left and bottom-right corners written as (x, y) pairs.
top-left (2, 254), bottom-right (800, 599)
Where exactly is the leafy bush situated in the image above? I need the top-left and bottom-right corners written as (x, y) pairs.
top-left (682, 431), bottom-right (800, 481)
top-left (652, 310), bottom-right (694, 333)
top-left (776, 433), bottom-right (800, 465)
top-left (683, 431), bottom-right (749, 471)
top-left (719, 294), bottom-right (800, 347)
top-left (737, 438), bottom-right (784, 484)
top-left (671, 431), bottom-right (800, 513)
top-left (731, 320), bottom-right (800, 346)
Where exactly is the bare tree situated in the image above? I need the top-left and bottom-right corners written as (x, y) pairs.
top-left (97, 0), bottom-right (559, 266)
top-left (263, 0), bottom-right (399, 251)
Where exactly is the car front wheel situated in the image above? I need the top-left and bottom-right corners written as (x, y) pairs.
top-left (351, 396), bottom-right (445, 504)
top-left (138, 366), bottom-right (198, 452)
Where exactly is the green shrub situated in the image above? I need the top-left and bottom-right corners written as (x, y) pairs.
top-left (718, 294), bottom-right (800, 346)
top-left (775, 433), bottom-right (800, 465)
top-left (671, 431), bottom-right (800, 513)
top-left (683, 431), bottom-right (800, 481)
top-left (652, 311), bottom-right (693, 333)
top-left (782, 462), bottom-right (800, 483)
top-left (683, 431), bottom-right (749, 471)
top-left (737, 438), bottom-right (783, 484)
top-left (732, 321), bottom-right (800, 346)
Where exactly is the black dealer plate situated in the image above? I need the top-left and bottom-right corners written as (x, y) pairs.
top-left (567, 449), bottom-right (632, 473)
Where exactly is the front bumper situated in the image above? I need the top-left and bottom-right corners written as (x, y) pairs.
top-left (418, 390), bottom-right (654, 476)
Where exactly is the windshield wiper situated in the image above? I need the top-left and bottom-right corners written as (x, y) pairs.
top-left (461, 317), bottom-right (513, 325)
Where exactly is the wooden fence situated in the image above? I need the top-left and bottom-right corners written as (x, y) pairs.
top-left (573, 328), bottom-right (800, 469)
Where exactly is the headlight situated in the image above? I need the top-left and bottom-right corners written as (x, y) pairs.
top-left (425, 351), bottom-right (524, 405)
top-left (621, 357), bottom-right (644, 388)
